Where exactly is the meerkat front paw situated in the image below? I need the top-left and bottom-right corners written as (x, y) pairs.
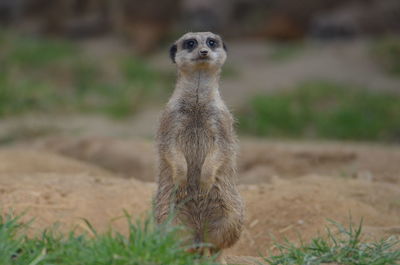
top-left (172, 162), bottom-right (188, 187)
top-left (200, 165), bottom-right (216, 192)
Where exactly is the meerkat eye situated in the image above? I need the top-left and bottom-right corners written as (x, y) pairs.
top-left (206, 38), bottom-right (218, 48)
top-left (183, 39), bottom-right (197, 50)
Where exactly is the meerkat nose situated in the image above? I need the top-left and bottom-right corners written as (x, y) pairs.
top-left (199, 49), bottom-right (209, 57)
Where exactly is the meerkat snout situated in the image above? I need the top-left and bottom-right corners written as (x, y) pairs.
top-left (199, 48), bottom-right (209, 57)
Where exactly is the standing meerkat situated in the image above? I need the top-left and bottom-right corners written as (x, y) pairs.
top-left (154, 32), bottom-right (244, 264)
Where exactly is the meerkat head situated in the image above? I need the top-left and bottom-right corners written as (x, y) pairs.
top-left (169, 32), bottom-right (227, 72)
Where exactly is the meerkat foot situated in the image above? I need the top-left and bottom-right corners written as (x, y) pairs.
top-left (202, 247), bottom-right (211, 257)
top-left (216, 253), bottom-right (226, 264)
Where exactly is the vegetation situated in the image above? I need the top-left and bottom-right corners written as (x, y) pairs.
top-left (372, 36), bottom-right (400, 76)
top-left (0, 213), bottom-right (217, 265)
top-left (265, 220), bottom-right (400, 265)
top-left (238, 81), bottom-right (400, 142)
top-left (0, 29), bottom-right (173, 118)
top-left (1, 214), bottom-right (398, 265)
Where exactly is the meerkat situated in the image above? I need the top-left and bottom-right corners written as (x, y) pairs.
top-left (154, 32), bottom-right (244, 264)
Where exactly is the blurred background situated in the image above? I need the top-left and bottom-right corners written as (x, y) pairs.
top-left (0, 0), bottom-right (400, 143)
top-left (1, 1), bottom-right (400, 253)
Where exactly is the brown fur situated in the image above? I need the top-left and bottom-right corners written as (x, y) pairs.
top-left (154, 32), bottom-right (244, 263)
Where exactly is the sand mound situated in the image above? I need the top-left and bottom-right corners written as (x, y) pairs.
top-left (0, 149), bottom-right (154, 234)
top-left (1, 146), bottom-right (399, 262)
top-left (34, 136), bottom-right (400, 185)
top-left (232, 176), bottom-right (400, 256)
top-left (239, 140), bottom-right (400, 184)
top-left (33, 136), bottom-right (156, 181)
top-left (0, 148), bottom-right (110, 176)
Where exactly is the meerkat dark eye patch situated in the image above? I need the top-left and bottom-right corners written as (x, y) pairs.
top-left (223, 42), bottom-right (227, 51)
top-left (206, 38), bottom-right (219, 49)
top-left (169, 44), bottom-right (177, 63)
top-left (182, 39), bottom-right (198, 51)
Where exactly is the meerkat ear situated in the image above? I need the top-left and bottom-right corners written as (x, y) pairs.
top-left (169, 44), bottom-right (177, 63)
top-left (223, 42), bottom-right (228, 52)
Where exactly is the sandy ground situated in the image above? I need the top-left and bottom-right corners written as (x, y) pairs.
top-left (1, 137), bottom-right (399, 264)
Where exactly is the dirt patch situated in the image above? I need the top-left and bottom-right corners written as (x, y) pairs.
top-left (0, 148), bottom-right (111, 176)
top-left (1, 143), bottom-right (399, 262)
top-left (239, 140), bottom-right (400, 184)
top-left (32, 136), bottom-right (400, 184)
top-left (232, 176), bottom-right (400, 256)
top-left (226, 256), bottom-right (267, 265)
top-left (34, 136), bottom-right (156, 181)
top-left (0, 149), bottom-right (154, 235)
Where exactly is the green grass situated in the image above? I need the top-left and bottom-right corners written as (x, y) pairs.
top-left (0, 29), bottom-right (173, 118)
top-left (1, 214), bottom-right (398, 265)
top-left (0, 213), bottom-right (218, 265)
top-left (265, 220), bottom-right (400, 265)
top-left (238, 81), bottom-right (400, 142)
top-left (372, 36), bottom-right (400, 76)
top-left (4, 36), bottom-right (77, 68)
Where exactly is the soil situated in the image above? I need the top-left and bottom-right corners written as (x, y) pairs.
top-left (1, 137), bottom-right (399, 264)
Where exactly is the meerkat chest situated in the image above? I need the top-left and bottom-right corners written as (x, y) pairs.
top-left (176, 102), bottom-right (221, 142)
